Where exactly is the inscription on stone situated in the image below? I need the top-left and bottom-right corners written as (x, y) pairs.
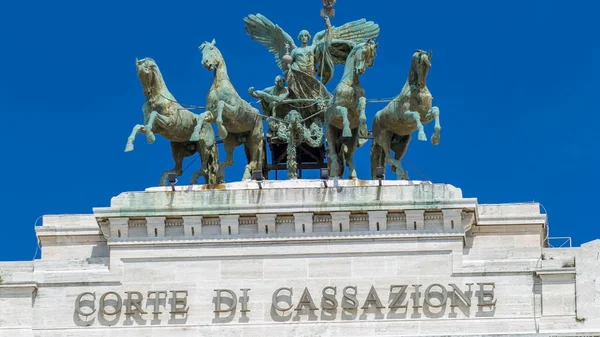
top-left (74, 283), bottom-right (496, 326)
top-left (74, 290), bottom-right (189, 326)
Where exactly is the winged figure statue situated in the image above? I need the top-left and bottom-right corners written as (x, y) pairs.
top-left (244, 14), bottom-right (380, 120)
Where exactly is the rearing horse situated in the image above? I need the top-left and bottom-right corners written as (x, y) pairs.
top-left (125, 58), bottom-right (220, 185)
top-left (195, 39), bottom-right (264, 181)
top-left (325, 40), bottom-right (378, 178)
top-left (370, 50), bottom-right (441, 180)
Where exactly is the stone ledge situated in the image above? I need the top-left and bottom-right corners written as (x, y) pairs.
top-left (93, 180), bottom-right (474, 218)
top-left (106, 231), bottom-right (467, 246)
top-left (0, 282), bottom-right (38, 290)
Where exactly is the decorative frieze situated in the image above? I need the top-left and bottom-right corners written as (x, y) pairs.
top-left (100, 209), bottom-right (476, 240)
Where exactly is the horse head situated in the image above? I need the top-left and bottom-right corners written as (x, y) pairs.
top-left (136, 57), bottom-right (163, 96)
top-left (351, 39), bottom-right (378, 76)
top-left (199, 39), bottom-right (221, 72)
top-left (408, 50), bottom-right (432, 88)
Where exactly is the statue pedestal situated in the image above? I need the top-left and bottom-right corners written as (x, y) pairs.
top-left (2, 180), bottom-right (599, 336)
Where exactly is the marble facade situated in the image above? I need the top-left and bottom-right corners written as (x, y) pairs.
top-left (1, 180), bottom-right (599, 336)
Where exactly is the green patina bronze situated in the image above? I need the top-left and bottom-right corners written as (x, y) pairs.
top-left (125, 58), bottom-right (220, 186)
top-left (124, 1), bottom-right (443, 183)
top-left (244, 13), bottom-right (380, 179)
top-left (370, 50), bottom-right (441, 180)
top-left (198, 39), bottom-right (265, 181)
top-left (325, 39), bottom-right (378, 179)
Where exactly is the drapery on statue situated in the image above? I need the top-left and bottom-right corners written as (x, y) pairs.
top-left (196, 39), bottom-right (264, 181)
top-left (124, 58), bottom-right (220, 186)
top-left (244, 14), bottom-right (380, 122)
top-left (326, 40), bottom-right (378, 179)
top-left (370, 50), bottom-right (441, 180)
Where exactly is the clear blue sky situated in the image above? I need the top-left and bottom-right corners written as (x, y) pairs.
top-left (1, 0), bottom-right (598, 261)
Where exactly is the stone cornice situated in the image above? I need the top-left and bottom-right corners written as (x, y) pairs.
top-left (93, 180), bottom-right (476, 218)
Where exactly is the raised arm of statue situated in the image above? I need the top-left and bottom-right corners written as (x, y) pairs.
top-left (249, 87), bottom-right (284, 103)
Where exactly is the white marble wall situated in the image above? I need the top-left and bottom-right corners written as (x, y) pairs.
top-left (0, 181), bottom-right (597, 337)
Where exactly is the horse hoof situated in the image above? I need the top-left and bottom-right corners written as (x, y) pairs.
top-left (124, 143), bottom-right (134, 152)
top-left (418, 132), bottom-right (427, 141)
top-left (147, 134), bottom-right (156, 144)
top-left (342, 128), bottom-right (352, 138)
top-left (397, 170), bottom-right (409, 180)
top-left (431, 134), bottom-right (440, 145)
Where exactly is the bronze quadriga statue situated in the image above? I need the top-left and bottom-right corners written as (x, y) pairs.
top-left (124, 1), bottom-right (442, 184)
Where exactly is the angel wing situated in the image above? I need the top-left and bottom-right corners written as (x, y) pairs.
top-left (313, 19), bottom-right (380, 84)
top-left (244, 14), bottom-right (297, 73)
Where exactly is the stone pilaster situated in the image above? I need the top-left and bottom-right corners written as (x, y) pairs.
top-left (108, 217), bottom-right (128, 238)
top-left (146, 217), bottom-right (166, 238)
top-left (368, 211), bottom-right (388, 231)
top-left (442, 209), bottom-right (462, 231)
top-left (293, 213), bottom-right (314, 233)
top-left (182, 216), bottom-right (202, 237)
top-left (220, 215), bottom-right (239, 235)
top-left (331, 212), bottom-right (351, 232)
top-left (256, 214), bottom-right (277, 235)
top-left (405, 210), bottom-right (425, 231)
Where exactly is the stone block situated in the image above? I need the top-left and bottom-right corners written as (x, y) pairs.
top-left (220, 215), bottom-right (239, 235)
top-left (182, 216), bottom-right (202, 237)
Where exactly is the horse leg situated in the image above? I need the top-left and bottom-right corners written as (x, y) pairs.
top-left (344, 131), bottom-right (359, 179)
top-left (189, 112), bottom-right (206, 142)
top-left (241, 130), bottom-right (263, 181)
top-left (336, 106), bottom-right (352, 138)
top-left (427, 106), bottom-right (441, 145)
top-left (160, 142), bottom-right (185, 186)
top-left (217, 135), bottom-right (237, 181)
top-left (358, 96), bottom-right (367, 126)
top-left (124, 124), bottom-right (144, 152)
top-left (144, 111), bottom-right (159, 144)
top-left (391, 135), bottom-right (411, 180)
top-left (326, 126), bottom-right (341, 178)
top-left (377, 130), bottom-right (402, 174)
top-left (215, 101), bottom-right (228, 139)
top-left (404, 110), bottom-right (426, 141)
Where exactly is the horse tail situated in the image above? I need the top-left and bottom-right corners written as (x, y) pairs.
top-left (370, 139), bottom-right (385, 180)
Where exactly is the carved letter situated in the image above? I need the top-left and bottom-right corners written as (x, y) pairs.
top-left (424, 284), bottom-right (448, 308)
top-left (389, 285), bottom-right (408, 309)
top-left (214, 289), bottom-right (237, 313)
top-left (170, 290), bottom-right (189, 314)
top-left (147, 291), bottom-right (168, 314)
top-left (295, 287), bottom-right (318, 311)
top-left (449, 283), bottom-right (472, 307)
top-left (321, 286), bottom-right (338, 310)
top-left (477, 283), bottom-right (497, 308)
top-left (75, 292), bottom-right (96, 316)
top-left (99, 292), bottom-right (122, 316)
top-left (272, 287), bottom-right (293, 311)
top-left (240, 288), bottom-right (250, 313)
top-left (125, 291), bottom-right (147, 315)
top-left (361, 286), bottom-right (385, 309)
top-left (342, 286), bottom-right (358, 310)
top-left (412, 284), bottom-right (423, 309)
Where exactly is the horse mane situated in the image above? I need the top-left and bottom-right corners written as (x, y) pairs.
top-left (407, 51), bottom-right (429, 91)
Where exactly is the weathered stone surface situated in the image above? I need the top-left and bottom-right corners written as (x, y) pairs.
top-left (0, 181), bottom-right (597, 336)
